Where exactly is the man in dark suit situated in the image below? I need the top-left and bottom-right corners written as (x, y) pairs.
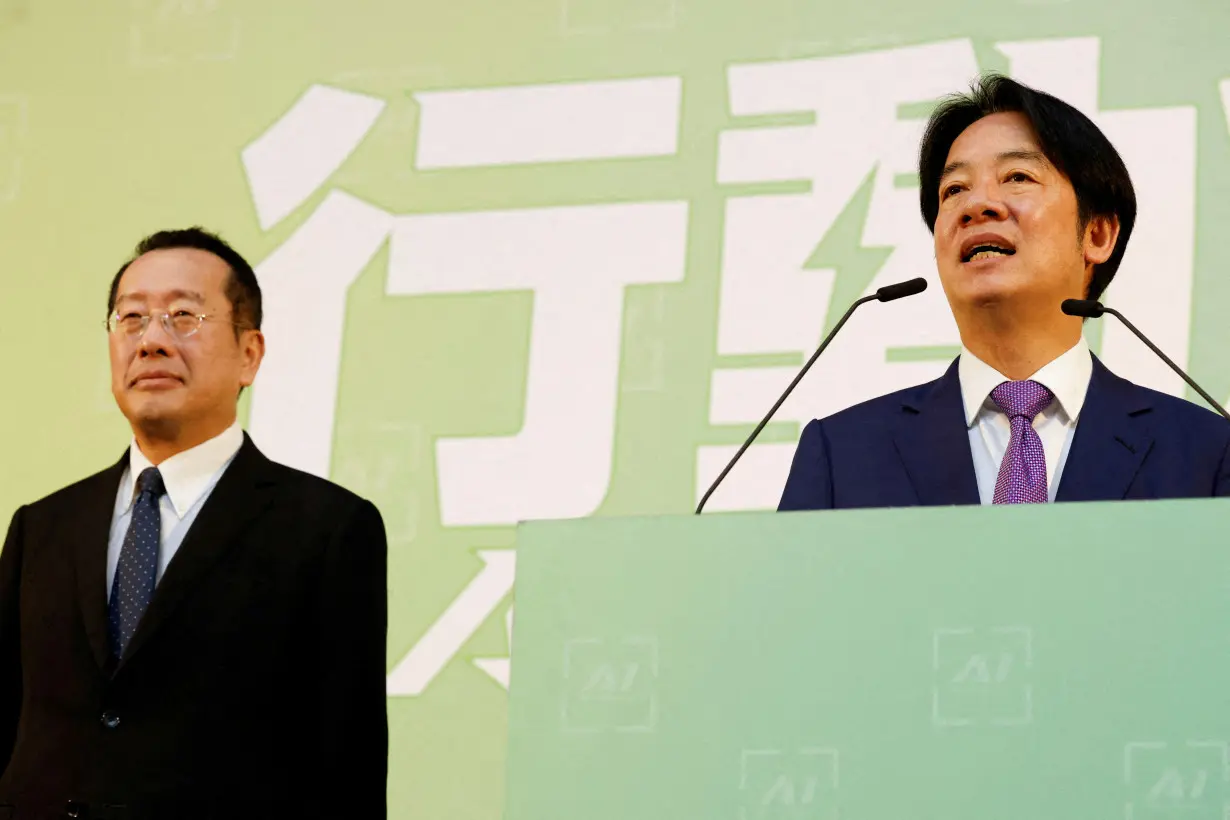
top-left (0, 228), bottom-right (388, 818)
top-left (780, 74), bottom-right (1230, 510)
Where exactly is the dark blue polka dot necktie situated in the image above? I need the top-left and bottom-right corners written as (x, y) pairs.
top-left (107, 467), bottom-right (166, 660)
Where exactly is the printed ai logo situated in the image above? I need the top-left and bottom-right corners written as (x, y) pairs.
top-left (932, 626), bottom-right (1033, 727)
top-left (1125, 741), bottom-right (1230, 820)
top-left (561, 636), bottom-right (659, 733)
top-left (739, 748), bottom-right (839, 820)
top-left (129, 0), bottom-right (241, 66)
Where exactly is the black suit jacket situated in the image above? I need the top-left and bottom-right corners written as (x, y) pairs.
top-left (0, 434), bottom-right (388, 819)
top-left (779, 355), bottom-right (1230, 510)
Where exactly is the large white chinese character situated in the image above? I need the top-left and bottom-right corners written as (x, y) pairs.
top-left (701, 41), bottom-right (979, 511)
top-left (241, 76), bottom-right (688, 695)
top-left (999, 38), bottom-right (1196, 402)
top-left (394, 76), bottom-right (687, 528)
top-left (701, 37), bottom-right (1196, 512)
top-left (388, 200), bottom-right (688, 528)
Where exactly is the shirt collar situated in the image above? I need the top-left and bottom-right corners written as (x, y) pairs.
top-left (120, 420), bottom-right (245, 518)
top-left (958, 335), bottom-right (1093, 428)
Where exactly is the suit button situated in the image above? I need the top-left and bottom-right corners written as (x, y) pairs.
top-left (100, 710), bottom-right (121, 729)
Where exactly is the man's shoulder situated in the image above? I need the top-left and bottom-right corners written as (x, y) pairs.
top-left (248, 446), bottom-right (376, 520)
top-left (263, 457), bottom-right (367, 505)
top-left (1101, 366), bottom-right (1230, 442)
top-left (23, 460), bottom-right (124, 515)
top-left (810, 371), bottom-right (950, 433)
top-left (252, 456), bottom-right (384, 543)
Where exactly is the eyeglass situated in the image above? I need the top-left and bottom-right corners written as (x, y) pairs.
top-left (105, 310), bottom-right (245, 340)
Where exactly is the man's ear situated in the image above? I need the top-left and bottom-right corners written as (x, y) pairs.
top-left (239, 329), bottom-right (265, 389)
top-left (1084, 213), bottom-right (1120, 267)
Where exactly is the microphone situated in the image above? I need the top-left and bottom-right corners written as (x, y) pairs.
top-left (1061, 298), bottom-right (1230, 422)
top-left (695, 277), bottom-right (929, 513)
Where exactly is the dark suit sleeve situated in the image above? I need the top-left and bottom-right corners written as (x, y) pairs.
top-left (778, 419), bottom-right (835, 511)
top-left (0, 507), bottom-right (24, 778)
top-left (315, 499), bottom-right (388, 818)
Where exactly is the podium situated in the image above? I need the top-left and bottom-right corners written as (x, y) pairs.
top-left (504, 499), bottom-right (1230, 820)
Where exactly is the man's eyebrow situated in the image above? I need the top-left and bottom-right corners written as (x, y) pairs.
top-left (939, 160), bottom-right (966, 182)
top-left (998, 149), bottom-right (1048, 165)
top-left (115, 289), bottom-right (207, 305)
top-left (939, 150), bottom-right (1050, 184)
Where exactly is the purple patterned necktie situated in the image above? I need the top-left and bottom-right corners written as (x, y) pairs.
top-left (990, 380), bottom-right (1055, 504)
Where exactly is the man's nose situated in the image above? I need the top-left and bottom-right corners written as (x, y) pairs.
top-left (960, 180), bottom-right (1008, 225)
top-left (137, 314), bottom-right (174, 356)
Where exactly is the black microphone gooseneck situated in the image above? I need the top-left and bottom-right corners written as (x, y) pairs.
top-left (695, 277), bottom-right (929, 513)
top-left (1061, 298), bottom-right (1230, 422)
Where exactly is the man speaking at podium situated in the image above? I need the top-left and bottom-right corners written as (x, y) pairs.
top-left (0, 229), bottom-right (388, 817)
top-left (779, 75), bottom-right (1230, 510)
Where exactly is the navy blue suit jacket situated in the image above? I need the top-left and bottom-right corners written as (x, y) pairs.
top-left (778, 355), bottom-right (1230, 510)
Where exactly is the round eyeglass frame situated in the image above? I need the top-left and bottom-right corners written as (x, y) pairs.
top-left (105, 311), bottom-right (246, 340)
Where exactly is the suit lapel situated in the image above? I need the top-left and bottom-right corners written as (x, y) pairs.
top-left (891, 359), bottom-right (981, 506)
top-left (117, 434), bottom-right (278, 669)
top-left (73, 456), bottom-right (130, 673)
top-left (1055, 355), bottom-right (1154, 502)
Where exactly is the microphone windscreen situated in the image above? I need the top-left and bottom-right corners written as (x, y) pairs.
top-left (875, 277), bottom-right (927, 302)
top-left (1061, 299), bottom-right (1104, 318)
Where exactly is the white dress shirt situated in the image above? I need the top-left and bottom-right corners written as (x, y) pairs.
top-left (960, 337), bottom-right (1093, 503)
top-left (106, 421), bottom-right (244, 596)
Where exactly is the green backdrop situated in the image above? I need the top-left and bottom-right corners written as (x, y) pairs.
top-left (1, 1), bottom-right (1228, 816)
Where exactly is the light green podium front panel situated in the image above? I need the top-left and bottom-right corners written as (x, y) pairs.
top-left (506, 500), bottom-right (1230, 820)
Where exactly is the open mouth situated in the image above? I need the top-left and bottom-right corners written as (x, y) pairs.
top-left (962, 244), bottom-right (1016, 263)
